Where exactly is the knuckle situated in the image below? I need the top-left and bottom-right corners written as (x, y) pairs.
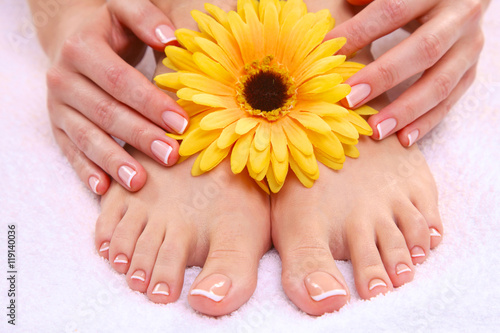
top-left (93, 99), bottom-right (117, 130)
top-left (46, 67), bottom-right (64, 90)
top-left (383, 0), bottom-right (409, 26)
top-left (73, 125), bottom-right (93, 152)
top-left (401, 101), bottom-right (419, 123)
top-left (345, 20), bottom-right (370, 51)
top-left (433, 73), bottom-right (454, 102)
top-left (128, 126), bottom-right (148, 149)
top-left (101, 149), bottom-right (118, 172)
top-left (60, 33), bottom-right (85, 61)
top-left (105, 64), bottom-right (128, 96)
top-left (376, 62), bottom-right (398, 89)
top-left (418, 33), bottom-right (443, 66)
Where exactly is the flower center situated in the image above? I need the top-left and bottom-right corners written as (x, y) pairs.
top-left (237, 56), bottom-right (296, 121)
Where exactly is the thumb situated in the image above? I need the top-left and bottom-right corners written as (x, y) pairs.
top-left (108, 0), bottom-right (178, 51)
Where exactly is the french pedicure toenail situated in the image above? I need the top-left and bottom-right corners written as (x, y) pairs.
top-left (430, 228), bottom-right (442, 237)
top-left (114, 254), bottom-right (128, 264)
top-left (396, 263), bottom-right (412, 275)
top-left (118, 165), bottom-right (137, 188)
top-left (155, 24), bottom-right (176, 45)
top-left (190, 274), bottom-right (231, 302)
top-left (151, 140), bottom-right (173, 165)
top-left (407, 129), bottom-right (420, 147)
top-left (162, 111), bottom-right (188, 134)
top-left (376, 118), bottom-right (397, 140)
top-left (99, 242), bottom-right (110, 253)
top-left (305, 272), bottom-right (347, 301)
top-left (411, 246), bottom-right (426, 258)
top-left (88, 176), bottom-right (100, 194)
top-left (369, 278), bottom-right (387, 291)
top-left (131, 270), bottom-right (146, 282)
top-left (152, 283), bottom-right (170, 296)
top-left (345, 83), bottom-right (371, 108)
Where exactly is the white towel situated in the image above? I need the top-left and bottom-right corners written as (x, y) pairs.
top-left (1, 1), bottom-right (499, 332)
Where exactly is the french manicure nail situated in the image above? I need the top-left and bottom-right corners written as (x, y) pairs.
top-left (131, 270), bottom-right (146, 282)
top-left (162, 111), bottom-right (188, 134)
top-left (118, 165), bottom-right (136, 188)
top-left (369, 278), bottom-right (387, 291)
top-left (190, 274), bottom-right (231, 302)
top-left (376, 118), bottom-right (397, 139)
top-left (411, 246), bottom-right (426, 258)
top-left (346, 83), bottom-right (371, 108)
top-left (152, 283), bottom-right (170, 296)
top-left (430, 228), bottom-right (442, 237)
top-left (407, 129), bottom-right (420, 147)
top-left (151, 140), bottom-right (173, 165)
top-left (305, 271), bottom-right (347, 302)
top-left (114, 254), bottom-right (128, 264)
top-left (396, 263), bottom-right (412, 275)
top-left (89, 176), bottom-right (100, 194)
top-left (155, 24), bottom-right (176, 45)
top-left (99, 242), bottom-right (110, 252)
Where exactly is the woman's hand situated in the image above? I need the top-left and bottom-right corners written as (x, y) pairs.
top-left (329, 0), bottom-right (490, 146)
top-left (33, 1), bottom-right (188, 195)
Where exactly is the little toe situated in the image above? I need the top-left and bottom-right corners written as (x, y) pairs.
top-left (395, 202), bottom-right (431, 265)
top-left (347, 217), bottom-right (393, 299)
top-left (147, 223), bottom-right (194, 304)
top-left (108, 209), bottom-right (148, 274)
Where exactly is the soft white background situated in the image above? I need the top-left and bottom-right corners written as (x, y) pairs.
top-left (1, 1), bottom-right (499, 332)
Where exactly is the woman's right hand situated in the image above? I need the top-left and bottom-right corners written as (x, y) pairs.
top-left (45, 3), bottom-right (187, 195)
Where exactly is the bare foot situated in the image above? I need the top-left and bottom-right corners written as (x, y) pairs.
top-left (270, 0), bottom-right (443, 315)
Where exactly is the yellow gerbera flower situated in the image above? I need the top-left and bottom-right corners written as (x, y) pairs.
top-left (155, 0), bottom-right (377, 193)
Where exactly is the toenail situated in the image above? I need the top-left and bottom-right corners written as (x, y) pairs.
top-left (411, 246), bottom-right (426, 258)
top-left (305, 272), bottom-right (347, 301)
top-left (396, 263), bottom-right (412, 275)
top-left (99, 242), bottom-right (110, 252)
top-left (131, 270), bottom-right (146, 282)
top-left (152, 283), bottom-right (170, 296)
top-left (368, 278), bottom-right (387, 291)
top-left (114, 254), bottom-right (128, 264)
top-left (190, 274), bottom-right (231, 302)
top-left (430, 228), bottom-right (441, 237)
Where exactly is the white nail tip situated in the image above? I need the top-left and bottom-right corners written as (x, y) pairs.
top-left (411, 253), bottom-right (426, 258)
top-left (369, 282), bottom-right (387, 291)
top-left (118, 166), bottom-right (137, 188)
top-left (311, 289), bottom-right (347, 301)
top-left (155, 28), bottom-right (176, 45)
top-left (131, 275), bottom-right (146, 282)
top-left (396, 267), bottom-right (412, 275)
top-left (152, 290), bottom-right (170, 296)
top-left (164, 145), bottom-right (173, 164)
top-left (407, 129), bottom-right (419, 147)
top-left (89, 176), bottom-right (99, 194)
top-left (430, 228), bottom-right (441, 237)
top-left (99, 245), bottom-right (109, 252)
top-left (114, 258), bottom-right (128, 264)
top-left (180, 118), bottom-right (188, 134)
top-left (190, 289), bottom-right (225, 302)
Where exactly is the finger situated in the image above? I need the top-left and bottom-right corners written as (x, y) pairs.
top-left (53, 103), bottom-right (147, 192)
top-left (52, 126), bottom-right (111, 195)
top-left (397, 65), bottom-right (478, 147)
top-left (347, 0), bottom-right (375, 6)
top-left (51, 71), bottom-right (180, 167)
top-left (327, 0), bottom-right (436, 56)
top-left (368, 29), bottom-right (484, 140)
top-left (61, 27), bottom-right (188, 136)
top-left (108, 0), bottom-right (179, 51)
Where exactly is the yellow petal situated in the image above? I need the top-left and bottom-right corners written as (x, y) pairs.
top-left (193, 52), bottom-right (235, 86)
top-left (287, 17), bottom-right (330, 70)
top-left (217, 122), bottom-right (241, 148)
top-left (175, 29), bottom-right (206, 53)
top-left (352, 105), bottom-right (378, 116)
top-left (294, 55), bottom-right (346, 86)
top-left (195, 37), bottom-right (239, 76)
top-left (200, 108), bottom-right (246, 130)
top-left (288, 112), bottom-right (331, 134)
top-left (343, 144), bottom-right (360, 158)
top-left (293, 37), bottom-right (346, 76)
top-left (177, 87), bottom-right (204, 101)
top-left (154, 73), bottom-right (184, 91)
top-left (261, 0), bottom-right (280, 56)
top-left (294, 100), bottom-right (349, 117)
top-left (315, 149), bottom-right (344, 170)
top-left (335, 133), bottom-right (358, 145)
top-left (200, 141), bottom-right (231, 172)
top-left (281, 13), bottom-right (316, 67)
top-left (164, 46), bottom-right (201, 73)
top-left (271, 150), bottom-right (288, 183)
top-left (179, 73), bottom-right (235, 96)
top-left (249, 142), bottom-right (271, 176)
top-left (235, 117), bottom-right (260, 135)
top-left (178, 99), bottom-right (211, 117)
top-left (289, 156), bottom-right (315, 188)
top-left (227, 11), bottom-right (255, 64)
top-left (192, 94), bottom-right (237, 109)
top-left (231, 129), bottom-right (256, 174)
top-left (179, 128), bottom-right (221, 156)
top-left (281, 117), bottom-right (314, 156)
top-left (205, 3), bottom-right (231, 30)
top-left (298, 73), bottom-right (343, 94)
top-left (346, 110), bottom-right (373, 136)
top-left (266, 165), bottom-right (285, 193)
top-left (301, 84), bottom-right (351, 104)
top-left (324, 116), bottom-right (360, 139)
top-left (254, 121), bottom-right (271, 151)
top-left (244, 2), bottom-right (265, 60)
top-left (276, 7), bottom-right (304, 62)
top-left (288, 144), bottom-right (318, 178)
top-left (306, 129), bottom-right (345, 161)
top-left (270, 122), bottom-right (288, 162)
top-left (328, 61), bottom-right (365, 81)
top-left (191, 150), bottom-right (207, 176)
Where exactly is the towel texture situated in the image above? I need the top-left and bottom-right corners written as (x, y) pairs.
top-left (1, 1), bottom-right (499, 332)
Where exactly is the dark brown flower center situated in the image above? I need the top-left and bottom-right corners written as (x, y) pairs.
top-left (242, 71), bottom-right (291, 112)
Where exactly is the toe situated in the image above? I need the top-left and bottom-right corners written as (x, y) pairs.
top-left (95, 197), bottom-right (126, 260)
top-left (395, 202), bottom-right (431, 265)
top-left (413, 197), bottom-right (444, 249)
top-left (108, 209), bottom-right (148, 274)
top-left (188, 213), bottom-right (270, 317)
top-left (274, 213), bottom-right (349, 316)
top-left (147, 222), bottom-right (193, 304)
top-left (375, 221), bottom-right (415, 288)
top-left (347, 216), bottom-right (393, 299)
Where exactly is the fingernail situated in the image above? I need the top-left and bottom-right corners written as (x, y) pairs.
top-left (114, 254), bottom-right (128, 264)
top-left (411, 246), bottom-right (426, 258)
top-left (396, 263), bottom-right (412, 275)
top-left (151, 140), bottom-right (173, 165)
top-left (89, 176), bottom-right (100, 194)
top-left (152, 282), bottom-right (170, 296)
top-left (407, 129), bottom-right (420, 147)
top-left (131, 270), bottom-right (146, 282)
top-left (162, 111), bottom-right (188, 134)
top-left (345, 83), bottom-right (371, 108)
top-left (430, 228), bottom-right (441, 237)
top-left (190, 274), bottom-right (231, 302)
top-left (118, 165), bottom-right (137, 188)
top-left (305, 271), bottom-right (347, 302)
top-left (155, 24), bottom-right (176, 45)
top-left (368, 278), bottom-right (387, 291)
top-left (99, 242), bottom-right (110, 252)
top-left (376, 118), bottom-right (397, 139)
